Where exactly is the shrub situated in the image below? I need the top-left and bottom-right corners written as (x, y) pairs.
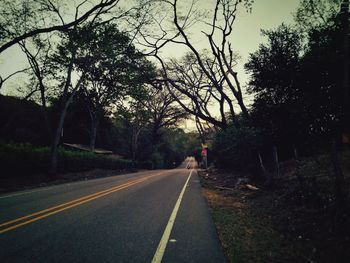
top-left (0, 142), bottom-right (133, 177)
top-left (212, 125), bottom-right (262, 172)
top-left (150, 151), bottom-right (165, 169)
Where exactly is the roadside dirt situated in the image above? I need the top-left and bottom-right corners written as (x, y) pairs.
top-left (199, 167), bottom-right (350, 263)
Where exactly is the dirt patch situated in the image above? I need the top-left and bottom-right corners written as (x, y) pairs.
top-left (203, 189), bottom-right (247, 209)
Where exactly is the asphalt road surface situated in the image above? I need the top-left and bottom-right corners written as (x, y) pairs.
top-left (0, 158), bottom-right (225, 263)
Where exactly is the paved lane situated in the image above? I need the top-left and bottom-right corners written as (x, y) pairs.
top-left (0, 159), bottom-right (225, 262)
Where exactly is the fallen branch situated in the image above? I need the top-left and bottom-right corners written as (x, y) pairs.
top-left (215, 186), bottom-right (235, 191)
top-left (245, 184), bottom-right (259, 191)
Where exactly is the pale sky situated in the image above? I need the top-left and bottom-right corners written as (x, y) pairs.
top-left (171, 0), bottom-right (302, 130)
top-left (0, 1), bottom-right (301, 91)
top-left (0, 0), bottom-right (301, 130)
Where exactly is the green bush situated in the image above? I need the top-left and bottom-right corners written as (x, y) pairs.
top-left (212, 124), bottom-right (262, 172)
top-left (0, 143), bottom-right (133, 177)
top-left (58, 149), bottom-right (132, 172)
top-left (150, 151), bottom-right (165, 169)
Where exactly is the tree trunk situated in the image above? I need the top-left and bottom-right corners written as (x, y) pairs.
top-left (151, 124), bottom-right (161, 148)
top-left (37, 81), bottom-right (52, 142)
top-left (342, 0), bottom-right (350, 136)
top-left (42, 106), bottom-right (51, 142)
top-left (330, 138), bottom-right (347, 206)
top-left (89, 117), bottom-right (99, 152)
top-left (273, 146), bottom-right (280, 177)
top-left (293, 146), bottom-right (299, 160)
top-left (49, 37), bottom-right (80, 175)
top-left (131, 127), bottom-right (140, 164)
top-left (49, 95), bottom-right (74, 175)
top-left (90, 124), bottom-right (98, 152)
top-left (258, 152), bottom-right (267, 174)
top-left (258, 152), bottom-right (275, 186)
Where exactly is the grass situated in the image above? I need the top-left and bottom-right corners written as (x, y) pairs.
top-left (202, 187), bottom-right (304, 263)
top-left (199, 154), bottom-right (350, 263)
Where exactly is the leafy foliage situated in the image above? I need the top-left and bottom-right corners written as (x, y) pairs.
top-left (212, 124), bottom-right (262, 172)
top-left (243, 24), bottom-right (311, 161)
top-left (294, 0), bottom-right (342, 31)
top-left (0, 95), bottom-right (48, 144)
top-left (0, 142), bottom-right (132, 177)
top-left (242, 11), bottom-right (348, 162)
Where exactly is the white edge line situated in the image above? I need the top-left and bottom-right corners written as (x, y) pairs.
top-left (0, 187), bottom-right (54, 199)
top-left (151, 169), bottom-right (193, 263)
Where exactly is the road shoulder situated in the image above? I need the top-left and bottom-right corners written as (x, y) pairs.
top-left (161, 169), bottom-right (226, 263)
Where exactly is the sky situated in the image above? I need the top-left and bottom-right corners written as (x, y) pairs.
top-left (167, 0), bottom-right (302, 130)
top-left (157, 0), bottom-right (301, 78)
top-left (0, 0), bottom-right (302, 130)
top-left (230, 0), bottom-right (301, 83)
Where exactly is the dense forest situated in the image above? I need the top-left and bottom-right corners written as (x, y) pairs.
top-left (211, 0), bottom-right (350, 203)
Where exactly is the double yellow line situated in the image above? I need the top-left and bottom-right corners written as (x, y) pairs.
top-left (0, 173), bottom-right (160, 234)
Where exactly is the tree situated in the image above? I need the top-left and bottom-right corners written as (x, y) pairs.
top-left (0, 95), bottom-right (46, 144)
top-left (143, 87), bottom-right (188, 147)
top-left (70, 22), bottom-right (155, 151)
top-left (1, 0), bottom-right (158, 174)
top-left (138, 0), bottom-right (254, 129)
top-left (245, 1), bottom-right (349, 199)
top-left (0, 0), bottom-right (136, 54)
top-left (110, 85), bottom-right (190, 168)
top-left (294, 0), bottom-right (342, 32)
top-left (245, 24), bottom-right (304, 157)
top-left (300, 24), bottom-right (343, 139)
top-left (212, 123), bottom-right (261, 172)
top-left (162, 51), bottom-right (236, 128)
top-left (0, 68), bottom-right (30, 91)
top-left (300, 10), bottom-right (349, 203)
top-left (115, 100), bottom-right (150, 163)
top-left (18, 37), bottom-right (55, 142)
top-left (48, 30), bottom-right (85, 174)
top-left (0, 0), bottom-right (158, 95)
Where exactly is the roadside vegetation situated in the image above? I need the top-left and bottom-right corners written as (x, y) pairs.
top-left (0, 142), bottom-right (133, 175)
top-left (0, 0), bottom-right (198, 181)
top-left (0, 91), bottom-right (197, 191)
top-left (0, 142), bottom-right (135, 193)
top-left (200, 154), bottom-right (350, 262)
top-left (195, 1), bottom-right (350, 262)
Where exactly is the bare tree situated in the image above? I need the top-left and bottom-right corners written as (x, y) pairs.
top-left (195, 115), bottom-right (217, 144)
top-left (160, 51), bottom-right (238, 128)
top-left (0, 0), bottom-right (124, 54)
top-left (18, 39), bottom-right (54, 140)
top-left (143, 87), bottom-right (188, 145)
top-left (137, 0), bottom-right (253, 129)
top-left (0, 68), bottom-right (30, 91)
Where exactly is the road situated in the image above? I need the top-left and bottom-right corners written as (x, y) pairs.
top-left (0, 158), bottom-right (225, 263)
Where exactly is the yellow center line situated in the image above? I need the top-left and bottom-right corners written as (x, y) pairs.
top-left (0, 178), bottom-right (142, 228)
top-left (0, 173), bottom-right (162, 234)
